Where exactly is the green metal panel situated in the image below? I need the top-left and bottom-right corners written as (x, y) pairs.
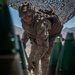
top-left (17, 35), bottom-right (28, 75)
top-left (48, 36), bottom-right (62, 75)
top-left (0, 0), bottom-right (16, 54)
top-left (56, 33), bottom-right (75, 75)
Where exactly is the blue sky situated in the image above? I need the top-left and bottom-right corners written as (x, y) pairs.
top-left (9, 7), bottom-right (22, 28)
top-left (9, 7), bottom-right (75, 29)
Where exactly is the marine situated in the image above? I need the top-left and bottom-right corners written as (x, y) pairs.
top-left (18, 2), bottom-right (63, 75)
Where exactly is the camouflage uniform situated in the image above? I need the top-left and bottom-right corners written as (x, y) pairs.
top-left (19, 2), bottom-right (63, 75)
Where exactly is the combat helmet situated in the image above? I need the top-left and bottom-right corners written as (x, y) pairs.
top-left (18, 2), bottom-right (35, 19)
